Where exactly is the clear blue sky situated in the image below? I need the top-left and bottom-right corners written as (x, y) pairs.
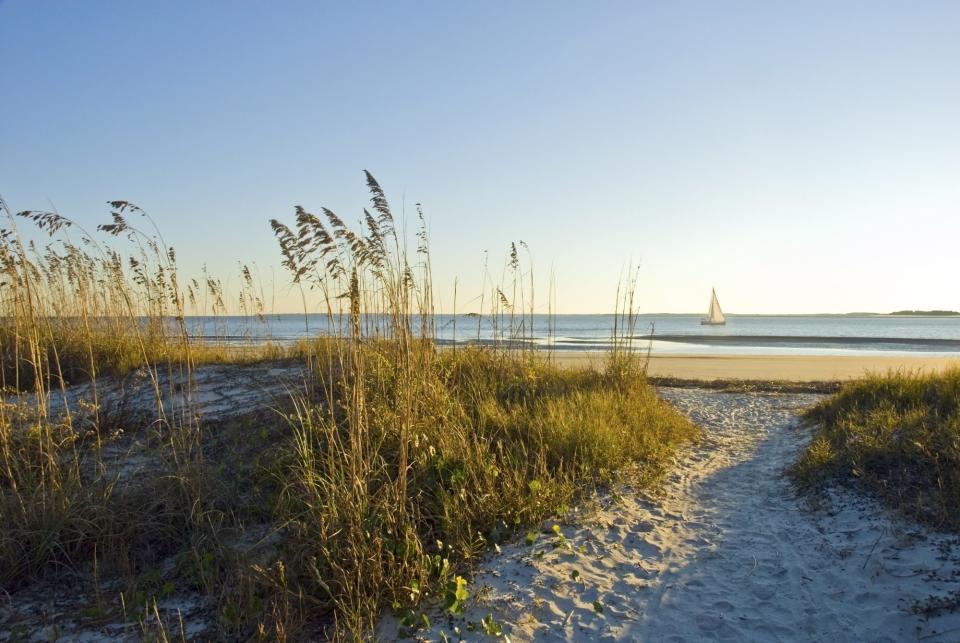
top-left (2, 1), bottom-right (959, 314)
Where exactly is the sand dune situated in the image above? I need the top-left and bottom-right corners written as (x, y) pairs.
top-left (380, 388), bottom-right (960, 641)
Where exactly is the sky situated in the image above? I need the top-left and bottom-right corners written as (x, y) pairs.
top-left (2, 1), bottom-right (959, 314)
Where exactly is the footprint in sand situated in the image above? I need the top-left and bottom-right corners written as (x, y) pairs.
top-left (695, 613), bottom-right (724, 631)
top-left (748, 581), bottom-right (778, 600)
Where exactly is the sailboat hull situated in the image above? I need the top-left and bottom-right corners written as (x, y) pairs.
top-left (700, 319), bottom-right (726, 325)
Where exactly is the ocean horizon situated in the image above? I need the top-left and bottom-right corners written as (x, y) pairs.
top-left (180, 313), bottom-right (960, 357)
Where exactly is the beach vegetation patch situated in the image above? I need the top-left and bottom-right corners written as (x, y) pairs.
top-left (792, 369), bottom-right (960, 531)
top-left (0, 175), bottom-right (695, 639)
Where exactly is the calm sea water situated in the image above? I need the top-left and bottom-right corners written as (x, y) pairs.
top-left (184, 314), bottom-right (960, 356)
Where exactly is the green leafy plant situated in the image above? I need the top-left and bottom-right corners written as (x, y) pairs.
top-left (445, 576), bottom-right (470, 614)
top-left (481, 613), bottom-right (503, 636)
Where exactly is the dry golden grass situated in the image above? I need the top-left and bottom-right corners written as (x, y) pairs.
top-left (0, 176), bottom-right (696, 640)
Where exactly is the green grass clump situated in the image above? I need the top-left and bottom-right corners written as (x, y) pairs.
top-left (792, 368), bottom-right (960, 530)
top-left (272, 346), bottom-right (695, 637)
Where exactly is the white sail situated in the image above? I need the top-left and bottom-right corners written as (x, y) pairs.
top-left (702, 288), bottom-right (726, 325)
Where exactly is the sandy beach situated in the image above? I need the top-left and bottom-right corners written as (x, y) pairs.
top-left (380, 387), bottom-right (960, 641)
top-left (552, 352), bottom-right (960, 381)
top-left (5, 359), bottom-right (960, 639)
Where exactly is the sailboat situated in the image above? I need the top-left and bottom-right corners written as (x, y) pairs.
top-left (701, 288), bottom-right (726, 325)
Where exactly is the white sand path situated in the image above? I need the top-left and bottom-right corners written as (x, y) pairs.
top-left (383, 388), bottom-right (960, 642)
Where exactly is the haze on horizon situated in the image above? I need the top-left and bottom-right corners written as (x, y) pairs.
top-left (2, 1), bottom-right (958, 316)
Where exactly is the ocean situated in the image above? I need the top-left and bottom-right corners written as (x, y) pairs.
top-left (184, 313), bottom-right (960, 357)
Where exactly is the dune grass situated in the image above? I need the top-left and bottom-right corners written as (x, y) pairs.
top-left (271, 345), bottom-right (694, 638)
top-left (0, 176), bottom-right (697, 640)
top-left (792, 368), bottom-right (960, 531)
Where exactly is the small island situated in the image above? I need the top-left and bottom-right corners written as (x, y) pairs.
top-left (889, 310), bottom-right (960, 316)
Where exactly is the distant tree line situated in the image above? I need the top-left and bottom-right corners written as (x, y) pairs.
top-left (889, 310), bottom-right (960, 316)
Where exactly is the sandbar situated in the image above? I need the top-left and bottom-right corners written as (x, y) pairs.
top-left (550, 352), bottom-right (960, 381)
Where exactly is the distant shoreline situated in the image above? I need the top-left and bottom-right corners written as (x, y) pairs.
top-left (888, 310), bottom-right (960, 317)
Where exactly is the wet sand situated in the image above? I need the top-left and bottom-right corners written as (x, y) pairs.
top-left (551, 352), bottom-right (960, 381)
